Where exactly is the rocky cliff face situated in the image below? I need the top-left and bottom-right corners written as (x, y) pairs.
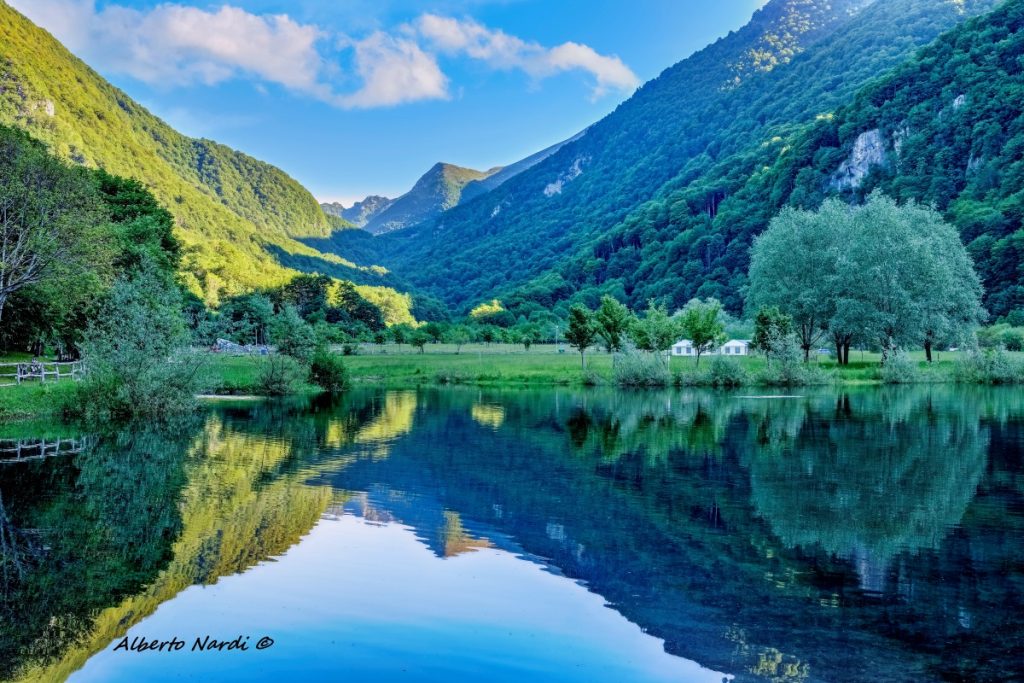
top-left (831, 128), bottom-right (886, 190)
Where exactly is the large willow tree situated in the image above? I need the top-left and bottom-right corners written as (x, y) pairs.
top-left (746, 192), bottom-right (985, 363)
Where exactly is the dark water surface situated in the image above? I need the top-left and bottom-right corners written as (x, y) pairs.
top-left (2, 386), bottom-right (1023, 682)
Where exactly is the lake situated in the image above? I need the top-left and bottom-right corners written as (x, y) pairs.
top-left (1, 385), bottom-right (1022, 682)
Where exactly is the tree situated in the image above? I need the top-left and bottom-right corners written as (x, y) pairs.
top-left (446, 325), bottom-right (471, 354)
top-left (565, 305), bottom-right (597, 369)
top-left (271, 305), bottom-right (317, 361)
top-left (421, 322), bottom-right (445, 344)
top-left (747, 202), bottom-right (843, 361)
top-left (595, 296), bottom-right (631, 353)
top-left (630, 302), bottom-right (682, 361)
top-left (410, 330), bottom-right (431, 354)
top-left (390, 323), bottom-right (412, 348)
top-left (678, 299), bottom-right (726, 368)
top-left (0, 127), bottom-right (107, 323)
top-left (752, 306), bottom-right (793, 362)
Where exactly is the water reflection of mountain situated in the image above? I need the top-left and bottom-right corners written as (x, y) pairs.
top-left (312, 387), bottom-right (1024, 683)
top-left (0, 398), bottom-right (388, 683)
top-left (3, 387), bottom-right (1023, 683)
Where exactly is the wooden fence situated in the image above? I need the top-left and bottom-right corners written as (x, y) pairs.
top-left (0, 437), bottom-right (89, 463)
top-left (0, 361), bottom-right (84, 387)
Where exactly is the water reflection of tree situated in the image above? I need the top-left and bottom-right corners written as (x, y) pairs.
top-left (0, 423), bottom-right (196, 681)
top-left (1, 394), bottom-right (391, 683)
top-left (745, 389), bottom-right (989, 588)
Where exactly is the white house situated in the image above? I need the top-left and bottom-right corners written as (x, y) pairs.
top-left (672, 339), bottom-right (751, 357)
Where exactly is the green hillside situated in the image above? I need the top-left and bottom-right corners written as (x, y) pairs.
top-left (0, 1), bottom-right (392, 305)
top-left (361, 0), bottom-right (998, 315)
top-left (560, 0), bottom-right (1024, 320)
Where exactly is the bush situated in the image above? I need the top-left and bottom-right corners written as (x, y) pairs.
top-left (705, 356), bottom-right (748, 387)
top-left (754, 332), bottom-right (831, 387)
top-left (955, 347), bottom-right (1023, 384)
top-left (309, 350), bottom-right (348, 393)
top-left (880, 349), bottom-right (919, 384)
top-left (256, 354), bottom-right (308, 396)
top-left (72, 267), bottom-right (204, 420)
top-left (612, 347), bottom-right (670, 387)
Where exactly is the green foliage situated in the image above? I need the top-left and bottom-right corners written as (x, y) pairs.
top-left (595, 295), bottom-right (631, 352)
top-left (754, 332), bottom-right (830, 386)
top-left (270, 305), bottom-right (317, 361)
top-left (308, 350), bottom-right (349, 393)
top-left (955, 348), bottom-right (1024, 384)
top-left (256, 354), bottom-right (308, 396)
top-left (368, 0), bottom-right (995, 316)
top-left (565, 305), bottom-right (597, 368)
top-left (72, 263), bottom-right (202, 419)
top-left (612, 346), bottom-right (671, 387)
top-left (678, 299), bottom-right (727, 366)
top-left (410, 330), bottom-right (432, 353)
top-left (629, 302), bottom-right (682, 354)
top-left (752, 306), bottom-right (793, 355)
top-left (880, 349), bottom-right (919, 384)
top-left (748, 193), bottom-right (984, 362)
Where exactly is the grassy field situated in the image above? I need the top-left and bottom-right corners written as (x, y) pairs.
top-left (0, 344), bottom-right (1000, 424)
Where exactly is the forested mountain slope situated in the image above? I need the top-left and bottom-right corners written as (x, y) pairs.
top-left (362, 0), bottom-right (998, 314)
top-left (0, 1), bottom-right (395, 305)
top-left (563, 0), bottom-right (1024, 319)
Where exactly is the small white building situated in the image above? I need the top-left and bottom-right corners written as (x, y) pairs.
top-left (672, 339), bottom-right (751, 357)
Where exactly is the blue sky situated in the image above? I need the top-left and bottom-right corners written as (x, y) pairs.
top-left (12, 0), bottom-right (767, 204)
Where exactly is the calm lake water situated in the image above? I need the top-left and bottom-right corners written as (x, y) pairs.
top-left (2, 386), bottom-right (1023, 682)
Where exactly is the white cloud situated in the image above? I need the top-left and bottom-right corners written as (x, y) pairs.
top-left (9, 1), bottom-right (637, 107)
top-left (334, 32), bottom-right (448, 109)
top-left (414, 14), bottom-right (639, 97)
top-left (10, 0), bottom-right (333, 99)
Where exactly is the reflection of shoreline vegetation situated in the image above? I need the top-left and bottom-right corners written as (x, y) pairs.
top-left (5, 386), bottom-right (1024, 682)
top-left (322, 385), bottom-right (1024, 683)
top-left (0, 397), bottom-right (394, 682)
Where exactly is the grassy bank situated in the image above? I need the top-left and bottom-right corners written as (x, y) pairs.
top-left (0, 345), bottom-right (1008, 424)
top-left (203, 344), bottom-right (971, 391)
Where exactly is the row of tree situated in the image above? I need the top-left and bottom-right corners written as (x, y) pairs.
top-left (746, 193), bottom-right (985, 364)
top-left (564, 297), bottom-right (727, 369)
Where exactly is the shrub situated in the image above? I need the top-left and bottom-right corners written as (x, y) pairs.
top-left (72, 267), bottom-right (204, 420)
top-left (612, 347), bottom-right (670, 387)
top-left (705, 356), bottom-right (748, 388)
top-left (880, 349), bottom-right (919, 384)
top-left (309, 350), bottom-right (348, 393)
top-left (749, 332), bottom-right (832, 386)
top-left (955, 347), bottom-right (1023, 384)
top-left (256, 354), bottom-right (308, 396)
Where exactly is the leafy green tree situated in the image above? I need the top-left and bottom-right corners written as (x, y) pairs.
top-left (679, 299), bottom-right (726, 368)
top-left (630, 302), bottom-right (682, 361)
top-left (595, 296), bottom-right (631, 353)
top-left (421, 322), bottom-right (445, 344)
top-left (446, 325), bottom-right (471, 354)
top-left (565, 305), bottom-right (597, 369)
top-left (747, 203), bottom-right (841, 361)
top-left (752, 306), bottom-right (793, 361)
top-left (390, 323), bottom-right (412, 348)
top-left (74, 261), bottom-right (201, 419)
top-left (0, 126), bottom-right (108, 324)
top-left (410, 330), bottom-right (431, 354)
top-left (270, 305), bottom-right (317, 361)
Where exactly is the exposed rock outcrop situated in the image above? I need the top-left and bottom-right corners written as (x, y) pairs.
top-left (830, 128), bottom-right (886, 190)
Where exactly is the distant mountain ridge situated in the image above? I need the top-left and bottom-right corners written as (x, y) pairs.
top-left (362, 162), bottom-right (499, 235)
top-left (322, 195), bottom-right (395, 228)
